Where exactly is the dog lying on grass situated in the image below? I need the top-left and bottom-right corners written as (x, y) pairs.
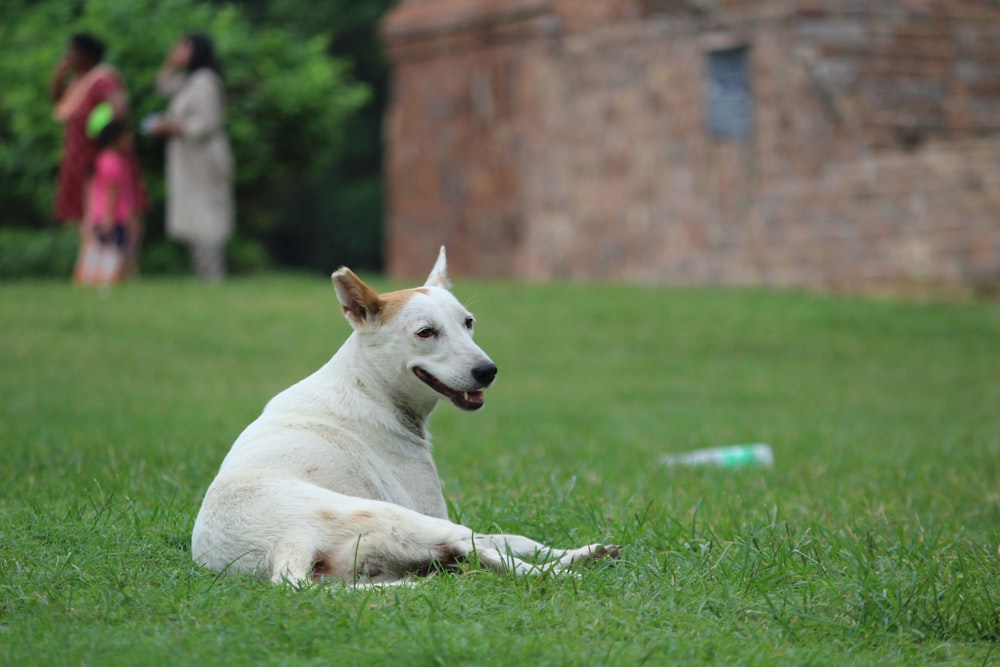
top-left (192, 247), bottom-right (619, 585)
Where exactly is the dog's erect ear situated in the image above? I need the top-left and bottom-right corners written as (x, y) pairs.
top-left (424, 246), bottom-right (451, 290)
top-left (332, 267), bottom-right (383, 329)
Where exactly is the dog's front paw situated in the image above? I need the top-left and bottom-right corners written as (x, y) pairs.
top-left (591, 544), bottom-right (623, 560)
top-left (558, 543), bottom-right (622, 569)
top-left (583, 543), bottom-right (622, 562)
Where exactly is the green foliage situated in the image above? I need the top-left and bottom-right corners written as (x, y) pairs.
top-left (140, 238), bottom-right (190, 275)
top-left (0, 0), bottom-right (370, 262)
top-left (0, 2), bottom-right (70, 224)
top-left (0, 226), bottom-right (77, 278)
top-left (1, 278), bottom-right (999, 664)
top-left (241, 0), bottom-right (395, 272)
top-left (226, 233), bottom-right (272, 274)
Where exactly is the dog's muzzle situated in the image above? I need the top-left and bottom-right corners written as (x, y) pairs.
top-left (413, 362), bottom-right (497, 411)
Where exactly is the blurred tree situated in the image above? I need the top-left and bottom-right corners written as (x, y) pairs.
top-left (235, 0), bottom-right (395, 272)
top-left (0, 0), bottom-right (373, 271)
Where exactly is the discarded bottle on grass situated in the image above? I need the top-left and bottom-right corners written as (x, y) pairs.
top-left (660, 444), bottom-right (774, 468)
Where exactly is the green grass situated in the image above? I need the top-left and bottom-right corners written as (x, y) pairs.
top-left (1, 275), bottom-right (998, 666)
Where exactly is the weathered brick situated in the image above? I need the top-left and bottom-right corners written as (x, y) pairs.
top-left (382, 0), bottom-right (1000, 293)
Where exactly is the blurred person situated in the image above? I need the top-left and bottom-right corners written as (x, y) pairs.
top-left (51, 33), bottom-right (148, 234)
top-left (148, 33), bottom-right (234, 282)
top-left (73, 117), bottom-right (139, 287)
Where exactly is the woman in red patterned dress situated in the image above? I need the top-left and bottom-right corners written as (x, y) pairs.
top-left (50, 34), bottom-right (148, 243)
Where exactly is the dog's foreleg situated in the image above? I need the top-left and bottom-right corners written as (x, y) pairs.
top-left (472, 534), bottom-right (621, 571)
top-left (551, 543), bottom-right (622, 569)
top-left (472, 534), bottom-right (561, 560)
top-left (468, 545), bottom-right (554, 576)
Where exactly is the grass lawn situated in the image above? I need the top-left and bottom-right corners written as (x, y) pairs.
top-left (1, 274), bottom-right (998, 666)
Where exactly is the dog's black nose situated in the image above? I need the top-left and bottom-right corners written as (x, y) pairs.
top-left (472, 362), bottom-right (497, 386)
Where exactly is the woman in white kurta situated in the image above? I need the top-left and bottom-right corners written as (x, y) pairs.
top-left (152, 33), bottom-right (234, 281)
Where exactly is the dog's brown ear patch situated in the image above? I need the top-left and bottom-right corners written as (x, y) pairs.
top-left (332, 268), bottom-right (383, 329)
top-left (380, 287), bottom-right (428, 323)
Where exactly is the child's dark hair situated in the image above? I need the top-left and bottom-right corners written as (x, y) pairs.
top-left (96, 117), bottom-right (129, 149)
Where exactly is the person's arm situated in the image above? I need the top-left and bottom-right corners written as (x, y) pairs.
top-left (152, 72), bottom-right (222, 140)
top-left (151, 44), bottom-right (189, 136)
top-left (148, 117), bottom-right (183, 137)
top-left (50, 55), bottom-right (72, 102)
top-left (155, 40), bottom-right (190, 97)
top-left (101, 180), bottom-right (119, 238)
top-left (155, 69), bottom-right (186, 98)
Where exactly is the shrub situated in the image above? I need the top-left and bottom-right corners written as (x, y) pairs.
top-left (0, 227), bottom-right (78, 279)
top-left (226, 235), bottom-right (272, 275)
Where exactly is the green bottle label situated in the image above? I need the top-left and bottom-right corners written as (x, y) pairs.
top-left (719, 447), bottom-right (756, 466)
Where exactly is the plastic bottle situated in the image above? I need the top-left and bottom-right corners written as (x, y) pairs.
top-left (660, 444), bottom-right (774, 468)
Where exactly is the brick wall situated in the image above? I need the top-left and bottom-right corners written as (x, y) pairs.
top-left (382, 0), bottom-right (1000, 292)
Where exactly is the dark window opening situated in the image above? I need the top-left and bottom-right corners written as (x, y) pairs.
top-left (706, 46), bottom-right (752, 140)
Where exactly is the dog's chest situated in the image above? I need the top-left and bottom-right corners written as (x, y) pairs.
top-left (302, 440), bottom-right (449, 519)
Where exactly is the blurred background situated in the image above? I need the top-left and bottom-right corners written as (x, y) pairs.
top-left (0, 0), bottom-right (392, 277)
top-left (2, 0), bottom-right (999, 295)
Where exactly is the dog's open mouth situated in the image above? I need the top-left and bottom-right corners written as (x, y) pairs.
top-left (413, 367), bottom-right (485, 411)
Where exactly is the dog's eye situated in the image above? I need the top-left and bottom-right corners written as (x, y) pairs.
top-left (416, 327), bottom-right (437, 339)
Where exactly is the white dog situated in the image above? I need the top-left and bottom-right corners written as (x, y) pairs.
top-left (191, 248), bottom-right (619, 585)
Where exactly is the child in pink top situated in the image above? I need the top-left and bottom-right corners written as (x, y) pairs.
top-left (74, 118), bottom-right (137, 286)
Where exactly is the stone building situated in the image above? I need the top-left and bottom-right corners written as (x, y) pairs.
top-left (380, 0), bottom-right (1000, 292)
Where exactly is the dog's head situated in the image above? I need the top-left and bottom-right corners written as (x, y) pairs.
top-left (331, 247), bottom-right (497, 412)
